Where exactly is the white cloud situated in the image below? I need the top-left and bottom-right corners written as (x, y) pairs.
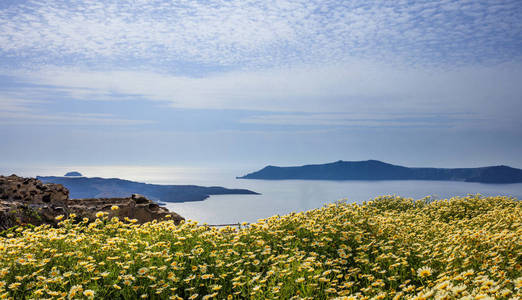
top-left (0, 97), bottom-right (45, 112)
top-left (7, 59), bottom-right (522, 129)
top-left (0, 96), bottom-right (154, 125)
top-left (0, 0), bottom-right (520, 68)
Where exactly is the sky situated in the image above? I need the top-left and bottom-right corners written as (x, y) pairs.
top-left (1, 0), bottom-right (522, 171)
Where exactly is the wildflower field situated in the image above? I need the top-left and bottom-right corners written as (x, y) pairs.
top-left (0, 195), bottom-right (521, 300)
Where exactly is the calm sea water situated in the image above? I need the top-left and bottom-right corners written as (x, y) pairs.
top-left (165, 178), bottom-right (522, 224)
top-left (4, 165), bottom-right (522, 224)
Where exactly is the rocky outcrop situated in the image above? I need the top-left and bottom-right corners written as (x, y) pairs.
top-left (0, 175), bottom-right (69, 230)
top-left (0, 175), bottom-right (183, 231)
top-left (68, 194), bottom-right (183, 223)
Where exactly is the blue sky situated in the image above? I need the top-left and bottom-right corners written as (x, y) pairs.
top-left (1, 0), bottom-right (522, 169)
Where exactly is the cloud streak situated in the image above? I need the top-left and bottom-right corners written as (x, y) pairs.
top-left (0, 96), bottom-right (154, 125)
top-left (2, 59), bottom-right (520, 130)
top-left (239, 112), bottom-right (483, 129)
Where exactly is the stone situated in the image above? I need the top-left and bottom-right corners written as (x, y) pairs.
top-left (131, 193), bottom-right (149, 204)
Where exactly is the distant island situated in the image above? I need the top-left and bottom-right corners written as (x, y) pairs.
top-left (238, 160), bottom-right (522, 183)
top-left (64, 171), bottom-right (82, 177)
top-left (37, 176), bottom-right (259, 202)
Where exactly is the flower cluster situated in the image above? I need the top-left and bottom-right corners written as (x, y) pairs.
top-left (0, 195), bottom-right (520, 299)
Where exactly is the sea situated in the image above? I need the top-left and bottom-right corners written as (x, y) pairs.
top-left (3, 165), bottom-right (522, 225)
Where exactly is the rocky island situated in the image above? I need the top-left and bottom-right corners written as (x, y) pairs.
top-left (238, 160), bottom-right (522, 183)
top-left (64, 171), bottom-right (82, 177)
top-left (0, 175), bottom-right (184, 231)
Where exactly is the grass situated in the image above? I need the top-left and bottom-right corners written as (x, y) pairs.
top-left (0, 194), bottom-right (521, 299)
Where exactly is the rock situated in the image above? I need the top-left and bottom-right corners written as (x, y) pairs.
top-left (0, 175), bottom-right (184, 231)
top-left (0, 175), bottom-right (68, 205)
top-left (0, 175), bottom-right (69, 230)
top-left (132, 193), bottom-right (149, 204)
top-left (68, 197), bottom-right (183, 224)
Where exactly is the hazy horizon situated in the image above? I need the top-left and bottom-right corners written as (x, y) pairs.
top-left (3, 158), bottom-right (522, 188)
top-left (1, 0), bottom-right (522, 169)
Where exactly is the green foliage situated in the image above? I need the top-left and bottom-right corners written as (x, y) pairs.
top-left (0, 195), bottom-right (520, 299)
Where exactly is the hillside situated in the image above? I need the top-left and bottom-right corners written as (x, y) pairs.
top-left (238, 160), bottom-right (522, 183)
top-left (0, 175), bottom-right (184, 231)
top-left (0, 195), bottom-right (520, 299)
top-left (37, 176), bottom-right (258, 202)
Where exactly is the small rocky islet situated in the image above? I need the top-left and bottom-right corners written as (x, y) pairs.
top-left (64, 171), bottom-right (82, 177)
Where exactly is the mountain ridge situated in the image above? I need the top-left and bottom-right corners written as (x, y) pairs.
top-left (237, 160), bottom-right (522, 183)
top-left (37, 176), bottom-right (259, 202)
